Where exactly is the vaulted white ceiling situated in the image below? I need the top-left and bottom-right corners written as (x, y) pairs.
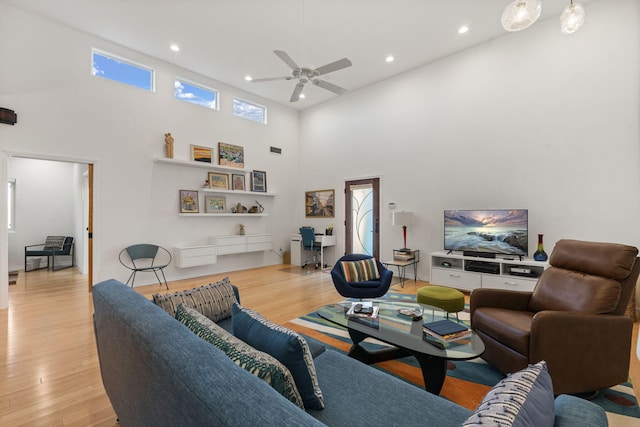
top-left (3, 0), bottom-right (595, 109)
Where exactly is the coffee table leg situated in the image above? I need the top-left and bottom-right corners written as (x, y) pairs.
top-left (412, 352), bottom-right (448, 395)
top-left (347, 328), bottom-right (410, 364)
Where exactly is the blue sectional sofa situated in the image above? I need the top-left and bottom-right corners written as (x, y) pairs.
top-left (92, 279), bottom-right (608, 427)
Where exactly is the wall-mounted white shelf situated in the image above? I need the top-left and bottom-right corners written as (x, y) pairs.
top-left (201, 188), bottom-right (276, 197)
top-left (153, 157), bottom-right (249, 173)
top-left (178, 213), bottom-right (269, 217)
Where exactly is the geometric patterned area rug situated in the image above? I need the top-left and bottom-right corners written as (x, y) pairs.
top-left (283, 292), bottom-right (640, 427)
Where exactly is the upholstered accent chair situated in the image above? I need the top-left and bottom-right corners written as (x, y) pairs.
top-left (24, 236), bottom-right (75, 272)
top-left (470, 239), bottom-right (640, 395)
top-left (331, 254), bottom-right (393, 299)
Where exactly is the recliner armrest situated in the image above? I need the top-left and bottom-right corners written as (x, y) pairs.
top-left (470, 288), bottom-right (532, 322)
top-left (530, 310), bottom-right (633, 394)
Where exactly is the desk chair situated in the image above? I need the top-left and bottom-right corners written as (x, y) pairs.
top-left (300, 227), bottom-right (322, 269)
top-left (119, 244), bottom-right (171, 289)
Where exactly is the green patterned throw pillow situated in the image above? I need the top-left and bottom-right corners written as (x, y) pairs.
top-left (175, 304), bottom-right (304, 409)
top-left (153, 277), bottom-right (236, 322)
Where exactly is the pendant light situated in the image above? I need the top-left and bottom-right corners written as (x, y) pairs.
top-left (560, 0), bottom-right (586, 34)
top-left (501, 0), bottom-right (543, 32)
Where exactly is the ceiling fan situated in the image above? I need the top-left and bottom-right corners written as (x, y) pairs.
top-left (250, 50), bottom-right (352, 102)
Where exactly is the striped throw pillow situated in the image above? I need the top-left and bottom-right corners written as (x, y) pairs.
top-left (340, 258), bottom-right (380, 282)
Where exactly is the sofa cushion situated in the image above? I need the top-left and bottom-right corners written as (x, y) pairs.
top-left (339, 258), bottom-right (380, 282)
top-left (232, 303), bottom-right (325, 410)
top-left (153, 277), bottom-right (237, 321)
top-left (461, 361), bottom-right (555, 427)
top-left (175, 304), bottom-right (304, 409)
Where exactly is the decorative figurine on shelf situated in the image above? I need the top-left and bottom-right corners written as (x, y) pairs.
top-left (533, 234), bottom-right (548, 261)
top-left (239, 224), bottom-right (245, 235)
top-left (164, 133), bottom-right (174, 158)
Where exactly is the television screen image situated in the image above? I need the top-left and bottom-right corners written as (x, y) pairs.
top-left (444, 209), bottom-right (528, 256)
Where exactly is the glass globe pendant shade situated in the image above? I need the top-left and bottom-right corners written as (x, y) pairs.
top-left (502, 0), bottom-right (542, 32)
top-left (560, 2), bottom-right (586, 34)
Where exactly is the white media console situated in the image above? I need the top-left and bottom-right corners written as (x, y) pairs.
top-left (430, 251), bottom-right (548, 292)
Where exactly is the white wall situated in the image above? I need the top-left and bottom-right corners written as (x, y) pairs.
top-left (7, 158), bottom-right (82, 271)
top-left (299, 0), bottom-right (640, 280)
top-left (0, 3), bottom-right (301, 296)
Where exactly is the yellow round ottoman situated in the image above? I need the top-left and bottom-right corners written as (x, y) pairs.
top-left (417, 286), bottom-right (465, 320)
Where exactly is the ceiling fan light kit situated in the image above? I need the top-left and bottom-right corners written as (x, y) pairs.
top-left (502, 0), bottom-right (585, 34)
top-left (251, 50), bottom-right (352, 102)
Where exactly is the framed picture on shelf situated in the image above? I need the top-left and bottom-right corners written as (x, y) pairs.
top-left (218, 142), bottom-right (244, 168)
top-left (180, 190), bottom-right (199, 213)
top-left (208, 172), bottom-right (229, 189)
top-left (305, 189), bottom-right (335, 218)
top-left (232, 173), bottom-right (246, 191)
top-left (204, 195), bottom-right (226, 213)
top-left (190, 145), bottom-right (213, 163)
top-left (251, 170), bottom-right (267, 192)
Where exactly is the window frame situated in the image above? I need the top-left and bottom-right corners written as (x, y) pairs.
top-left (233, 97), bottom-right (268, 124)
top-left (91, 48), bottom-right (156, 92)
top-left (174, 77), bottom-right (220, 110)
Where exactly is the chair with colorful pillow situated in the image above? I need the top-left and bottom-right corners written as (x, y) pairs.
top-left (331, 254), bottom-right (393, 299)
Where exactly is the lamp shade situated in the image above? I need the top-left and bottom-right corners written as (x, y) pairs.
top-left (560, 1), bottom-right (586, 34)
top-left (502, 0), bottom-right (542, 32)
top-left (392, 211), bottom-right (414, 227)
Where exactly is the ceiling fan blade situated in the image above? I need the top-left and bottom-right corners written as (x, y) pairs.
top-left (312, 79), bottom-right (347, 95)
top-left (290, 82), bottom-right (305, 102)
top-left (250, 76), bottom-right (293, 83)
top-left (314, 58), bottom-right (352, 76)
top-left (274, 50), bottom-right (300, 70)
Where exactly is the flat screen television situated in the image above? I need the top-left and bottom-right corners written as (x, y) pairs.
top-left (444, 209), bottom-right (528, 256)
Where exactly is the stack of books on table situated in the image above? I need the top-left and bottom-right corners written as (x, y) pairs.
top-left (346, 302), bottom-right (379, 319)
top-left (422, 319), bottom-right (471, 349)
top-left (394, 250), bottom-right (415, 261)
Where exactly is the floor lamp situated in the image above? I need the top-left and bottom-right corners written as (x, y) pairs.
top-left (392, 211), bottom-right (414, 252)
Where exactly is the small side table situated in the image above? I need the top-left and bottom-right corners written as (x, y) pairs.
top-left (383, 250), bottom-right (420, 288)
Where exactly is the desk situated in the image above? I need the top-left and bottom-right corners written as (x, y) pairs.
top-left (291, 234), bottom-right (336, 268)
top-left (383, 250), bottom-right (420, 288)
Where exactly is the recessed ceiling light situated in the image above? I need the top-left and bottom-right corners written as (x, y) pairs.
top-left (386, 55), bottom-right (395, 63)
top-left (299, 93), bottom-right (306, 99)
top-left (245, 75), bottom-right (253, 82)
top-left (170, 43), bottom-right (180, 52)
top-left (458, 25), bottom-right (469, 34)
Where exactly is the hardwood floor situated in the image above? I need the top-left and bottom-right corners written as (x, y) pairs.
top-left (1, 266), bottom-right (638, 426)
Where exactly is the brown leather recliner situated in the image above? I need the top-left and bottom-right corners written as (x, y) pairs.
top-left (470, 239), bottom-right (639, 395)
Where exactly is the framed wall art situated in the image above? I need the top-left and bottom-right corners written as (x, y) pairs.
top-left (232, 173), bottom-right (246, 191)
top-left (204, 195), bottom-right (226, 213)
top-left (305, 189), bottom-right (335, 218)
top-left (208, 172), bottom-right (229, 189)
top-left (250, 170), bottom-right (267, 192)
top-left (180, 190), bottom-right (199, 213)
top-left (218, 142), bottom-right (244, 168)
top-left (190, 145), bottom-right (213, 163)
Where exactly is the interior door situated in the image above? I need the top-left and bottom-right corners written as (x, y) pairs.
top-left (344, 178), bottom-right (380, 258)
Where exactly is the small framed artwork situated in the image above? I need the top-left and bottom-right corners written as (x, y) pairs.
top-left (251, 170), bottom-right (267, 192)
top-left (218, 142), bottom-right (244, 168)
top-left (204, 195), bottom-right (226, 213)
top-left (232, 173), bottom-right (246, 191)
top-left (208, 172), bottom-right (229, 189)
top-left (190, 145), bottom-right (213, 163)
top-left (305, 189), bottom-right (335, 218)
top-left (180, 190), bottom-right (199, 213)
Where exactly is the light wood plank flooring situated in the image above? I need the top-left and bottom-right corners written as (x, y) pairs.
top-left (1, 266), bottom-right (638, 426)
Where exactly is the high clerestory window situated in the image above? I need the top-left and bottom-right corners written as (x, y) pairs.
top-left (91, 48), bottom-right (155, 91)
top-left (174, 78), bottom-right (219, 110)
top-left (233, 97), bottom-right (267, 124)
